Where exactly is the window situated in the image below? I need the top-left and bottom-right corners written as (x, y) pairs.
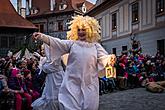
top-left (122, 46), bottom-right (127, 51)
top-left (112, 48), bottom-right (116, 55)
top-left (98, 19), bottom-right (101, 26)
top-left (66, 19), bottom-right (71, 30)
top-left (59, 3), bottom-right (67, 10)
top-left (132, 2), bottom-right (139, 23)
top-left (97, 18), bottom-right (102, 36)
top-left (40, 24), bottom-right (44, 33)
top-left (58, 21), bottom-right (63, 31)
top-left (0, 37), bottom-right (15, 48)
top-left (9, 37), bottom-right (15, 48)
top-left (112, 13), bottom-right (117, 30)
top-left (1, 37), bottom-right (8, 48)
top-left (122, 46), bottom-right (127, 55)
top-left (156, 0), bottom-right (164, 14)
top-left (157, 39), bottom-right (165, 55)
top-left (35, 24), bottom-right (44, 33)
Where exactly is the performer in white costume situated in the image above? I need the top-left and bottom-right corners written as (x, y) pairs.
top-left (32, 43), bottom-right (64, 110)
top-left (32, 15), bottom-right (116, 110)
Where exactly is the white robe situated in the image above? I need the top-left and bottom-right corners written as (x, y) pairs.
top-left (44, 35), bottom-right (111, 110)
top-left (32, 43), bottom-right (64, 110)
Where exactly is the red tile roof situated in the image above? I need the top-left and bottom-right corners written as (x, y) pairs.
top-left (28, 0), bottom-right (94, 17)
top-left (31, 0), bottom-right (50, 15)
top-left (85, 0), bottom-right (120, 16)
top-left (84, 1), bottom-right (95, 10)
top-left (0, 0), bottom-right (36, 29)
top-left (71, 0), bottom-right (94, 11)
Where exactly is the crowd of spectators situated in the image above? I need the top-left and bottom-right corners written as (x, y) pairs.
top-left (0, 55), bottom-right (46, 110)
top-left (99, 40), bottom-right (165, 95)
top-left (0, 40), bottom-right (165, 109)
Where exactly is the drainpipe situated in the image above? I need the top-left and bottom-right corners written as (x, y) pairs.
top-left (46, 17), bottom-right (49, 34)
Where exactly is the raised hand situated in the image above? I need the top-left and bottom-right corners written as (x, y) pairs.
top-left (32, 32), bottom-right (50, 45)
top-left (32, 32), bottom-right (42, 41)
top-left (108, 54), bottom-right (116, 66)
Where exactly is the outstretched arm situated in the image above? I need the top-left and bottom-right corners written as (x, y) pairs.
top-left (32, 32), bottom-right (50, 45)
top-left (96, 43), bottom-right (116, 71)
top-left (32, 32), bottom-right (73, 61)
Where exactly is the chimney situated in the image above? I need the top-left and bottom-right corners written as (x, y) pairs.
top-left (20, 7), bottom-right (26, 18)
top-left (50, 0), bottom-right (55, 11)
top-left (25, 0), bottom-right (31, 15)
top-left (29, 0), bottom-right (32, 8)
top-left (17, 0), bottom-right (22, 14)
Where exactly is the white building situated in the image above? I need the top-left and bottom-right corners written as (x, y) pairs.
top-left (86, 0), bottom-right (165, 56)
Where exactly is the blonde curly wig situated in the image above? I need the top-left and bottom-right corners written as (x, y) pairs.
top-left (67, 15), bottom-right (101, 43)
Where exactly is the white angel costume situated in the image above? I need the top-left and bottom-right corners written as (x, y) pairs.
top-left (32, 43), bottom-right (64, 110)
top-left (42, 34), bottom-right (112, 110)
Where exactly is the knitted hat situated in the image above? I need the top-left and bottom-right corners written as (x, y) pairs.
top-left (11, 68), bottom-right (19, 77)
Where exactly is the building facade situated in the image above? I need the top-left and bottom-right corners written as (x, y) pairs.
top-left (87, 0), bottom-right (165, 56)
top-left (26, 0), bottom-right (94, 39)
top-left (0, 0), bottom-right (36, 56)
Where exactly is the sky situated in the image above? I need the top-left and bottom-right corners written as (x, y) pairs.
top-left (11, 0), bottom-right (97, 5)
top-left (87, 0), bottom-right (97, 4)
top-left (10, 0), bottom-right (26, 10)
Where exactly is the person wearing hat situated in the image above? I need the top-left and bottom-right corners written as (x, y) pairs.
top-left (8, 68), bottom-right (32, 110)
top-left (23, 69), bottom-right (40, 101)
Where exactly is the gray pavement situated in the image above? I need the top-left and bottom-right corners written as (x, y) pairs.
top-left (99, 88), bottom-right (165, 110)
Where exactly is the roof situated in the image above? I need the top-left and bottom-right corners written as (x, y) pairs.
top-left (0, 0), bottom-right (36, 29)
top-left (84, 1), bottom-right (95, 10)
top-left (27, 0), bottom-right (94, 18)
top-left (72, 0), bottom-right (94, 11)
top-left (85, 0), bottom-right (121, 16)
top-left (31, 0), bottom-right (51, 15)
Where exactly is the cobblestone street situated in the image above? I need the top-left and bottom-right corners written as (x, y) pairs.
top-left (99, 88), bottom-right (165, 110)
